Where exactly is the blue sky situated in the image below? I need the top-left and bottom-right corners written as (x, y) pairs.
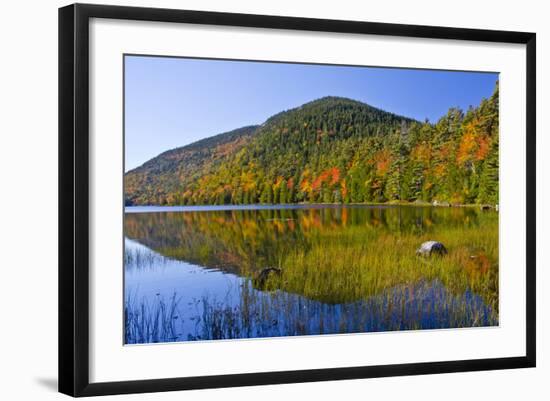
top-left (125, 55), bottom-right (498, 171)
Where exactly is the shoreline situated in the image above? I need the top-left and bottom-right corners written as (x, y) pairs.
top-left (124, 201), bottom-right (498, 213)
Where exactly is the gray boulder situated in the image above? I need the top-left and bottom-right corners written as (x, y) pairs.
top-left (416, 241), bottom-right (448, 257)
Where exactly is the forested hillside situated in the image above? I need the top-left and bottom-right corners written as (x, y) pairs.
top-left (124, 125), bottom-right (258, 205)
top-left (125, 83), bottom-right (498, 206)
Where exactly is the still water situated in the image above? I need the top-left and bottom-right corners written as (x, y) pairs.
top-left (124, 205), bottom-right (498, 344)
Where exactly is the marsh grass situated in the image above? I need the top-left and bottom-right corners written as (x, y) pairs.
top-left (125, 279), bottom-right (497, 343)
top-left (274, 221), bottom-right (498, 314)
top-left (125, 292), bottom-right (184, 344)
top-left (125, 245), bottom-right (168, 271)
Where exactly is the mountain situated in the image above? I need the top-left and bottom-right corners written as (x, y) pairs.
top-left (125, 87), bottom-right (499, 206)
top-left (125, 125), bottom-right (258, 205)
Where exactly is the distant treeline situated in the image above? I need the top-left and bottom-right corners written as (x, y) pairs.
top-left (125, 83), bottom-right (498, 206)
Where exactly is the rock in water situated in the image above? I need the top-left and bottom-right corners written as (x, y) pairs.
top-left (416, 241), bottom-right (448, 257)
top-left (255, 267), bottom-right (282, 289)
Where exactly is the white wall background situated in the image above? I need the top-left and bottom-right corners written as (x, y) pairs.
top-left (0, 0), bottom-right (546, 399)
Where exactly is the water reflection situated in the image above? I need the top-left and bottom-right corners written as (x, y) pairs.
top-left (124, 205), bottom-right (498, 343)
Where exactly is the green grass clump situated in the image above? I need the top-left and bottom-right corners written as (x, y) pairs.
top-left (277, 221), bottom-right (498, 313)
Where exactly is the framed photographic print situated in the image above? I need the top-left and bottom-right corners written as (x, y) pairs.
top-left (58, 3), bottom-right (536, 397)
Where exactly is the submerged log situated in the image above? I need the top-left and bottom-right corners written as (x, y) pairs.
top-left (416, 241), bottom-right (448, 257)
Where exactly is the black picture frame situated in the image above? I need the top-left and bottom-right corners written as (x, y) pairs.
top-left (59, 3), bottom-right (536, 397)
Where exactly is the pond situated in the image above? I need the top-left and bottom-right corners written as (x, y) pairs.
top-left (124, 205), bottom-right (498, 344)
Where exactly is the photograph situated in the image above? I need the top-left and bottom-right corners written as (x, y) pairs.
top-left (123, 55), bottom-right (500, 345)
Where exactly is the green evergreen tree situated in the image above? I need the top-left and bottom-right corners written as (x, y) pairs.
top-left (477, 136), bottom-right (499, 204)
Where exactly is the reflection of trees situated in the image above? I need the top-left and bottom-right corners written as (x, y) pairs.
top-left (124, 206), bottom-right (493, 278)
top-left (125, 206), bottom-right (498, 336)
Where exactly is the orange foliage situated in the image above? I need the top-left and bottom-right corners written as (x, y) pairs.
top-left (299, 179), bottom-right (311, 193)
top-left (330, 167), bottom-right (340, 185)
top-left (439, 143), bottom-right (451, 159)
top-left (457, 130), bottom-right (477, 165)
top-left (412, 142), bottom-right (431, 164)
top-left (475, 135), bottom-right (490, 161)
top-left (242, 172), bottom-right (256, 191)
top-left (434, 163), bottom-right (446, 179)
top-left (341, 207), bottom-right (348, 226)
top-left (273, 176), bottom-right (284, 189)
top-left (299, 170), bottom-right (312, 193)
top-left (287, 177), bottom-right (294, 190)
top-left (340, 178), bottom-right (348, 198)
top-left (374, 149), bottom-right (392, 176)
top-left (311, 175), bottom-right (323, 191)
top-left (311, 167), bottom-right (341, 191)
top-left (456, 118), bottom-right (491, 165)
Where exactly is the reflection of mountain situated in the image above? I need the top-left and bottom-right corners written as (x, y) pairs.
top-left (125, 86), bottom-right (499, 206)
top-left (124, 206), bottom-right (498, 310)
